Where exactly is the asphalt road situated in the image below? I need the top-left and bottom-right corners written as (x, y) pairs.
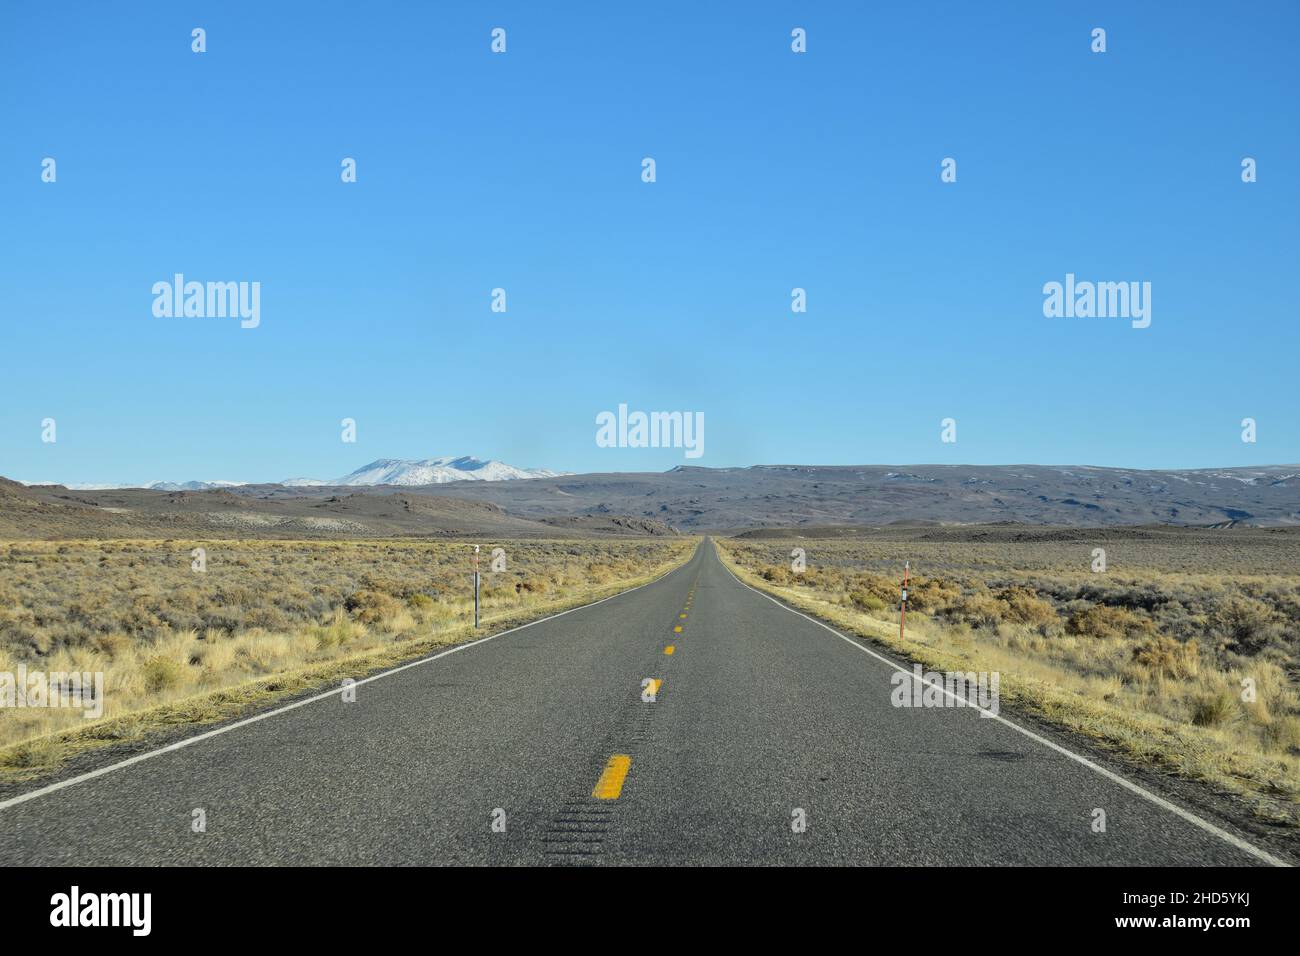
top-left (0, 540), bottom-right (1279, 865)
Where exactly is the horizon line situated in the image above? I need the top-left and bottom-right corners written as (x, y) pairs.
top-left (8, 460), bottom-right (1300, 490)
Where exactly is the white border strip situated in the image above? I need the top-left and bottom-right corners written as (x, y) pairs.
top-left (0, 550), bottom-right (698, 813)
top-left (715, 546), bottom-right (1289, 868)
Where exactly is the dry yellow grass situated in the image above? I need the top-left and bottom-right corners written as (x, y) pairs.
top-left (716, 535), bottom-right (1300, 828)
top-left (0, 537), bottom-right (696, 781)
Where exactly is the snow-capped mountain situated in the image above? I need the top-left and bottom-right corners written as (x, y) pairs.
top-left (38, 480), bottom-right (249, 491)
top-left (143, 480), bottom-right (247, 492)
top-left (332, 457), bottom-right (565, 486)
top-left (18, 457), bottom-right (565, 490)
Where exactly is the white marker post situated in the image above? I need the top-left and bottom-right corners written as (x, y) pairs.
top-left (900, 561), bottom-right (910, 641)
top-left (473, 545), bottom-right (481, 628)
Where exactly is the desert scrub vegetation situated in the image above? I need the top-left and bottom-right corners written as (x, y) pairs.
top-left (717, 531), bottom-right (1300, 828)
top-left (0, 536), bottom-right (694, 774)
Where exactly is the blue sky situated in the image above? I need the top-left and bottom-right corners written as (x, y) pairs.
top-left (1, 1), bottom-right (1296, 484)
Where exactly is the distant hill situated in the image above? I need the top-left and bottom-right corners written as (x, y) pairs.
top-left (387, 463), bottom-right (1300, 530)
top-left (0, 480), bottom-right (676, 540)
top-left (19, 455), bottom-right (567, 492)
top-left (5, 464), bottom-right (1297, 536)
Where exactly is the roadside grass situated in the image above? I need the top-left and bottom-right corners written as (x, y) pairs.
top-left (0, 537), bottom-right (697, 783)
top-left (714, 537), bottom-right (1300, 830)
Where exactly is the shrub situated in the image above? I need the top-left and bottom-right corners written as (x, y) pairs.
top-left (309, 609), bottom-right (366, 649)
top-left (947, 593), bottom-right (1005, 629)
top-left (238, 634), bottom-right (291, 671)
top-left (1191, 691), bottom-right (1237, 727)
top-left (1261, 715), bottom-right (1300, 754)
top-left (905, 578), bottom-right (961, 612)
top-left (243, 606), bottom-right (290, 631)
top-left (344, 589), bottom-right (401, 624)
top-left (142, 655), bottom-right (184, 693)
top-left (120, 598), bottom-right (164, 635)
top-left (213, 586), bottom-right (256, 608)
top-left (850, 590), bottom-right (887, 612)
top-left (1131, 635), bottom-right (1200, 679)
top-left (1212, 597), bottom-right (1274, 655)
top-left (995, 586), bottom-right (1058, 627)
top-left (91, 632), bottom-right (131, 658)
top-left (1066, 605), bottom-right (1156, 640)
top-left (849, 573), bottom-right (897, 604)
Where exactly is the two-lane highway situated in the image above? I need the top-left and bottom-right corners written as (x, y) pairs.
top-left (0, 540), bottom-right (1280, 865)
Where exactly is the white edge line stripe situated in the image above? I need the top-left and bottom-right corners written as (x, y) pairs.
top-left (715, 545), bottom-right (1288, 868)
top-left (0, 549), bottom-right (699, 812)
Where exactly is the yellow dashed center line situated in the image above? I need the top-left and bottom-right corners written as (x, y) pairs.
top-left (590, 581), bottom-right (703, 805)
top-left (592, 754), bottom-right (632, 800)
